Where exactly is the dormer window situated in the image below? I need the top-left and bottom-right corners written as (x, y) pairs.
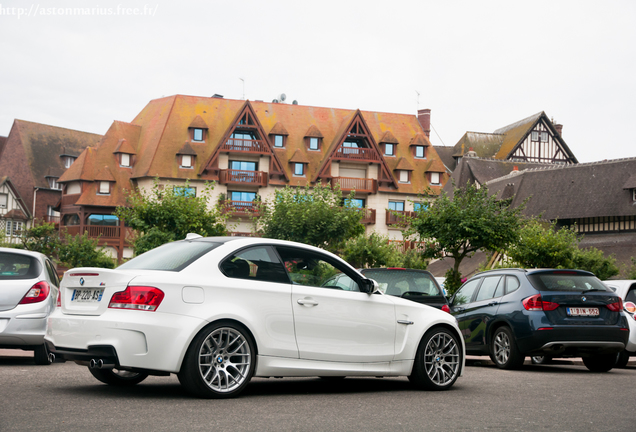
top-left (308, 137), bottom-right (320, 150)
top-left (120, 153), bottom-right (132, 168)
top-left (430, 172), bottom-right (441, 185)
top-left (192, 128), bottom-right (205, 142)
top-left (273, 135), bottom-right (285, 148)
top-left (414, 145), bottom-right (426, 158)
top-left (384, 143), bottom-right (395, 156)
top-left (47, 177), bottom-right (61, 190)
top-left (398, 170), bottom-right (410, 183)
top-left (98, 181), bottom-right (111, 195)
top-left (63, 156), bottom-right (76, 168)
top-left (181, 154), bottom-right (194, 169)
top-left (294, 163), bottom-right (305, 176)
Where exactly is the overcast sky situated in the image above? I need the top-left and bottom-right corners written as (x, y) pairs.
top-left (1, 0), bottom-right (634, 163)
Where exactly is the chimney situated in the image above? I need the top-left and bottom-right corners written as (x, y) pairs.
top-left (417, 108), bottom-right (431, 138)
top-left (554, 124), bottom-right (563, 136)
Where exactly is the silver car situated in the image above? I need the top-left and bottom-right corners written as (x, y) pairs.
top-left (0, 248), bottom-right (59, 364)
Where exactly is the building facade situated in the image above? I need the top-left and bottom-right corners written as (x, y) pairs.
top-left (57, 95), bottom-right (450, 261)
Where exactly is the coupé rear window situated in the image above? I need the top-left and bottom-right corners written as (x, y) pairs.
top-left (118, 241), bottom-right (221, 271)
top-left (528, 272), bottom-right (610, 292)
top-left (0, 252), bottom-right (40, 280)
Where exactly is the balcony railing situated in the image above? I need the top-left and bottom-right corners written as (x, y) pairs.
top-left (220, 200), bottom-right (264, 217)
top-left (333, 146), bottom-right (380, 162)
top-left (220, 138), bottom-right (267, 153)
top-left (60, 225), bottom-right (134, 240)
top-left (360, 208), bottom-right (376, 224)
top-left (218, 170), bottom-right (268, 187)
top-left (331, 177), bottom-right (378, 194)
top-left (386, 210), bottom-right (417, 226)
top-left (388, 240), bottom-right (426, 252)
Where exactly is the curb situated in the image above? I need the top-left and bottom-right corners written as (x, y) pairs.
top-left (465, 355), bottom-right (636, 367)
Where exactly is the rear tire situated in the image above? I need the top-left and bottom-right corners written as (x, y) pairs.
top-left (89, 368), bottom-right (149, 386)
top-left (33, 344), bottom-right (51, 366)
top-left (615, 350), bottom-right (630, 369)
top-left (583, 354), bottom-right (616, 372)
top-left (490, 327), bottom-right (525, 370)
top-left (409, 327), bottom-right (461, 391)
top-left (178, 321), bottom-right (255, 399)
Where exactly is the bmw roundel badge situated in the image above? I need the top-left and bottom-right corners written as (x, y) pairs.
top-left (79, 277), bottom-right (85, 286)
top-left (581, 296), bottom-right (587, 302)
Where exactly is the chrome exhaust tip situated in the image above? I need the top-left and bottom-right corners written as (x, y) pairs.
top-left (48, 353), bottom-right (55, 363)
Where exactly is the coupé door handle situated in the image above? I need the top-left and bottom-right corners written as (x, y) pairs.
top-left (297, 298), bottom-right (319, 306)
top-left (488, 301), bottom-right (499, 307)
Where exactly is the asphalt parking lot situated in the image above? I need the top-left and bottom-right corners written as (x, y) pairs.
top-left (2, 349), bottom-right (636, 432)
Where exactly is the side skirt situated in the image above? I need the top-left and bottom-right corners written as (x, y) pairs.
top-left (255, 356), bottom-right (414, 377)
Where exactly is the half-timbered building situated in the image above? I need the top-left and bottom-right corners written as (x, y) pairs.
top-left (437, 112), bottom-right (577, 171)
top-left (0, 177), bottom-right (31, 244)
top-left (57, 95), bottom-right (449, 261)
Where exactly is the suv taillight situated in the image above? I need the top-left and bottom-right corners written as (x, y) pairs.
top-left (56, 290), bottom-right (61, 307)
top-left (108, 286), bottom-right (164, 311)
top-left (19, 281), bottom-right (50, 304)
top-left (606, 298), bottom-right (623, 312)
top-left (522, 294), bottom-right (559, 311)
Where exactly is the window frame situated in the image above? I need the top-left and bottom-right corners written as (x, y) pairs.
top-left (98, 181), bottom-right (111, 195)
top-left (414, 145), bottom-right (426, 159)
top-left (273, 135), bottom-right (285, 148)
top-left (293, 163), bottom-right (305, 177)
top-left (384, 143), bottom-right (395, 156)
top-left (388, 200), bottom-right (405, 211)
top-left (398, 170), bottom-right (410, 183)
top-left (307, 137), bottom-right (321, 151)
top-left (531, 131), bottom-right (539, 142)
top-left (192, 128), bottom-right (205, 142)
top-left (0, 193), bottom-right (6, 208)
top-left (120, 153), bottom-right (132, 168)
top-left (430, 172), bottom-right (441, 185)
top-left (180, 154), bottom-right (194, 169)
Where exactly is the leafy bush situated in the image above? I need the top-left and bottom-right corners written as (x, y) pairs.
top-left (57, 232), bottom-right (115, 269)
top-left (572, 247), bottom-right (619, 280)
top-left (342, 233), bottom-right (402, 268)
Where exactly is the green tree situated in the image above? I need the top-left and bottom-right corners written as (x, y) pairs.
top-left (505, 219), bottom-right (579, 269)
top-left (258, 183), bottom-right (365, 253)
top-left (408, 183), bottom-right (524, 295)
top-left (21, 222), bottom-right (59, 257)
top-left (627, 257), bottom-right (636, 279)
top-left (115, 180), bottom-right (227, 255)
top-left (57, 232), bottom-right (115, 269)
top-left (342, 233), bottom-right (403, 268)
top-left (572, 247), bottom-right (619, 280)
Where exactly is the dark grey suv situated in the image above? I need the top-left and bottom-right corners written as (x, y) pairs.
top-left (449, 268), bottom-right (629, 371)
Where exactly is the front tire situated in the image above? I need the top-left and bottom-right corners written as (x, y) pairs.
top-left (583, 354), bottom-right (616, 372)
top-left (178, 322), bottom-right (255, 399)
top-left (490, 327), bottom-right (525, 369)
top-left (89, 368), bottom-right (148, 386)
top-left (409, 327), bottom-right (461, 391)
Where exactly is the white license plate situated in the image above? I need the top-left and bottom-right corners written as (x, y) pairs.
top-left (567, 307), bottom-right (599, 317)
top-left (71, 288), bottom-right (104, 303)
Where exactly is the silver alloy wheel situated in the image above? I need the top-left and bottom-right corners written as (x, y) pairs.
top-left (423, 332), bottom-right (460, 386)
top-left (493, 331), bottom-right (511, 364)
top-left (198, 327), bottom-right (252, 393)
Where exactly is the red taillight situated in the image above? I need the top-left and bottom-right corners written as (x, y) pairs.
top-left (522, 294), bottom-right (559, 311)
top-left (108, 286), bottom-right (164, 311)
top-left (441, 304), bottom-right (451, 314)
top-left (606, 298), bottom-right (623, 312)
top-left (624, 301), bottom-right (636, 314)
top-left (56, 290), bottom-right (61, 307)
top-left (19, 281), bottom-right (50, 304)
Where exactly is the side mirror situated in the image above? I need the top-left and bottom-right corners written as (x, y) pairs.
top-left (360, 278), bottom-right (378, 294)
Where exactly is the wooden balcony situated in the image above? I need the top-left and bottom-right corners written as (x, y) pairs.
top-left (386, 210), bottom-right (417, 226)
top-left (220, 138), bottom-right (267, 154)
top-left (360, 208), bottom-right (376, 224)
top-left (60, 225), bottom-right (134, 240)
top-left (220, 200), bottom-right (264, 217)
top-left (333, 146), bottom-right (380, 162)
top-left (388, 240), bottom-right (426, 252)
top-left (331, 177), bottom-right (378, 194)
top-left (219, 170), bottom-right (268, 187)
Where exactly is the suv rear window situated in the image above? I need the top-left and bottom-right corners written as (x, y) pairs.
top-left (0, 252), bottom-right (41, 280)
top-left (118, 241), bottom-right (221, 271)
top-left (527, 271), bottom-right (610, 292)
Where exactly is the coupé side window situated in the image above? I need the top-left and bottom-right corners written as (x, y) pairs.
top-left (275, 246), bottom-right (360, 292)
top-left (220, 246), bottom-right (289, 284)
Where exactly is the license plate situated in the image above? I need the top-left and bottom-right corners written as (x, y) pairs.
top-left (71, 288), bottom-right (104, 303)
top-left (567, 307), bottom-right (599, 317)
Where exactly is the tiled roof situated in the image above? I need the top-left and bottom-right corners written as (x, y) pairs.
top-left (61, 95), bottom-right (450, 207)
top-left (486, 157), bottom-right (636, 220)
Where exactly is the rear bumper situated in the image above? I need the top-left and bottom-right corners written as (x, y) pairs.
top-left (517, 326), bottom-right (629, 357)
top-left (0, 314), bottom-right (48, 348)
